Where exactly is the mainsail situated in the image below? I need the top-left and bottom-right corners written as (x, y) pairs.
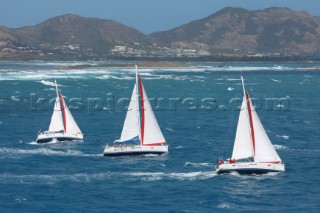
top-left (48, 96), bottom-right (64, 132)
top-left (232, 76), bottom-right (281, 163)
top-left (232, 96), bottom-right (254, 160)
top-left (117, 83), bottom-right (140, 142)
top-left (116, 66), bottom-right (166, 146)
top-left (48, 81), bottom-right (82, 134)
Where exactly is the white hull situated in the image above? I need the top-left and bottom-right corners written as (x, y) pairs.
top-left (36, 132), bottom-right (83, 143)
top-left (216, 162), bottom-right (285, 174)
top-left (104, 145), bottom-right (168, 156)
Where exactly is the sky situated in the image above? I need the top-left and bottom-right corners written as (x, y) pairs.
top-left (1, 0), bottom-right (320, 34)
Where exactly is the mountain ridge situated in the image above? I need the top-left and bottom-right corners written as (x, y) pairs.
top-left (149, 7), bottom-right (320, 54)
top-left (1, 7), bottom-right (320, 60)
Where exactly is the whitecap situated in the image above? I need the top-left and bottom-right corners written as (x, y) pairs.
top-left (128, 171), bottom-right (216, 181)
top-left (10, 96), bottom-right (20, 102)
top-left (0, 170), bottom-right (217, 184)
top-left (95, 75), bottom-right (111, 79)
top-left (227, 87), bottom-right (234, 91)
top-left (273, 144), bottom-right (287, 150)
top-left (14, 196), bottom-right (27, 203)
top-left (167, 171), bottom-right (217, 181)
top-left (142, 154), bottom-right (160, 157)
top-left (38, 80), bottom-right (61, 87)
top-left (218, 203), bottom-right (234, 209)
top-left (226, 78), bottom-right (241, 81)
top-left (271, 78), bottom-right (282, 83)
top-left (184, 162), bottom-right (212, 167)
top-left (0, 147), bottom-right (101, 157)
top-left (129, 172), bottom-right (165, 177)
top-left (276, 135), bottom-right (289, 140)
top-left (0, 172), bottom-right (112, 184)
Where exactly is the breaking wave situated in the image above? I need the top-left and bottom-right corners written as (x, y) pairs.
top-left (38, 80), bottom-right (61, 86)
top-left (0, 62), bottom-right (306, 81)
top-left (276, 135), bottom-right (290, 140)
top-left (10, 96), bottom-right (21, 102)
top-left (0, 147), bottom-right (102, 158)
top-left (218, 202), bottom-right (235, 209)
top-left (271, 78), bottom-right (282, 83)
top-left (184, 162), bottom-right (212, 168)
top-left (273, 144), bottom-right (288, 150)
top-left (0, 171), bottom-right (217, 184)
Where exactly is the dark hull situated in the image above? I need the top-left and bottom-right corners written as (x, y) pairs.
top-left (104, 151), bottom-right (166, 157)
top-left (36, 137), bottom-right (77, 143)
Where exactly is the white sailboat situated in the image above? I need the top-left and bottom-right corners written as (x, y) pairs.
top-left (104, 65), bottom-right (168, 156)
top-left (216, 76), bottom-right (285, 174)
top-left (36, 80), bottom-right (83, 143)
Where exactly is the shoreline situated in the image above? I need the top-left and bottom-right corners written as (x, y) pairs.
top-left (1, 60), bottom-right (320, 70)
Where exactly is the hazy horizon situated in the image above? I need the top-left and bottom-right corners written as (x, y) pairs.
top-left (1, 0), bottom-right (320, 34)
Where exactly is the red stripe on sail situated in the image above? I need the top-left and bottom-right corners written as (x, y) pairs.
top-left (58, 91), bottom-right (67, 133)
top-left (143, 142), bottom-right (167, 146)
top-left (245, 91), bottom-right (255, 156)
top-left (138, 75), bottom-right (145, 145)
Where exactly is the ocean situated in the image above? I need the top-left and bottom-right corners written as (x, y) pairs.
top-left (0, 61), bottom-right (319, 212)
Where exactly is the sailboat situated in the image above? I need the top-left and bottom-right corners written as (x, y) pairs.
top-left (104, 65), bottom-right (168, 156)
top-left (36, 80), bottom-right (83, 143)
top-left (216, 76), bottom-right (285, 174)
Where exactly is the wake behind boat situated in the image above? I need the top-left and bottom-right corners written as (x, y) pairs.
top-left (36, 80), bottom-right (83, 143)
top-left (104, 65), bottom-right (168, 156)
top-left (216, 76), bottom-right (285, 174)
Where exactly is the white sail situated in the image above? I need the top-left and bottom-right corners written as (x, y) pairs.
top-left (232, 97), bottom-right (254, 160)
top-left (48, 96), bottom-right (64, 132)
top-left (232, 76), bottom-right (281, 163)
top-left (139, 77), bottom-right (166, 146)
top-left (48, 81), bottom-right (81, 134)
top-left (62, 95), bottom-right (82, 134)
top-left (250, 106), bottom-right (282, 163)
top-left (117, 83), bottom-right (140, 142)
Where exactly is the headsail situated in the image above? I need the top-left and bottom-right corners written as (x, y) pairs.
top-left (250, 103), bottom-right (282, 163)
top-left (138, 76), bottom-right (166, 146)
top-left (62, 95), bottom-right (82, 134)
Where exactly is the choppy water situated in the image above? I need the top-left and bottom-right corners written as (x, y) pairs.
top-left (0, 61), bottom-right (319, 212)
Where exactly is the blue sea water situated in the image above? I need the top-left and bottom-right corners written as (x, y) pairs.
top-left (0, 61), bottom-right (319, 212)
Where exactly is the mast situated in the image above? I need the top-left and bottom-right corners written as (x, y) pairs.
top-left (135, 65), bottom-right (142, 145)
top-left (241, 76), bottom-right (255, 160)
top-left (55, 80), bottom-right (59, 97)
top-left (56, 81), bottom-right (67, 133)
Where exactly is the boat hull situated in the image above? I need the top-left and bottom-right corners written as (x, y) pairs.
top-left (103, 145), bottom-right (168, 156)
top-left (36, 132), bottom-right (83, 143)
top-left (216, 162), bottom-right (285, 175)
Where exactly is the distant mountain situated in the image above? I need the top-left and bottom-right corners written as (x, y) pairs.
top-left (0, 14), bottom-right (149, 54)
top-left (1, 7), bottom-right (320, 60)
top-left (149, 7), bottom-right (320, 54)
